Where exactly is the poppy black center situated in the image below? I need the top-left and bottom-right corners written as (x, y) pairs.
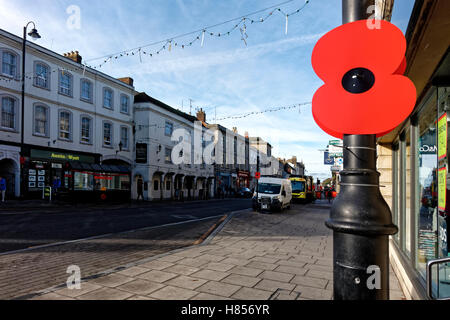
top-left (342, 68), bottom-right (375, 94)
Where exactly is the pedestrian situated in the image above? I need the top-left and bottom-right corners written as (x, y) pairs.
top-left (327, 188), bottom-right (333, 203)
top-left (137, 179), bottom-right (144, 201)
top-left (0, 176), bottom-right (6, 203)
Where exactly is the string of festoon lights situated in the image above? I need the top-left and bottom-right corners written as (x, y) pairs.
top-left (0, 0), bottom-right (310, 83)
top-left (213, 101), bottom-right (311, 121)
top-left (86, 0), bottom-right (311, 69)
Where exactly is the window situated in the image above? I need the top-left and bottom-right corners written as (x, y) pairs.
top-left (120, 94), bottom-right (129, 114)
top-left (103, 122), bottom-right (113, 147)
top-left (34, 105), bottom-right (48, 136)
top-left (103, 88), bottom-right (114, 109)
top-left (120, 126), bottom-right (129, 150)
top-left (81, 116), bottom-right (92, 144)
top-left (80, 79), bottom-right (93, 102)
top-left (166, 180), bottom-right (171, 191)
top-left (154, 180), bottom-right (159, 191)
top-left (165, 121), bottom-right (173, 136)
top-left (2, 51), bottom-right (18, 77)
top-left (34, 62), bottom-right (50, 89)
top-left (165, 148), bottom-right (172, 164)
top-left (58, 70), bottom-right (73, 96)
top-left (59, 111), bottom-right (72, 140)
top-left (1, 96), bottom-right (16, 129)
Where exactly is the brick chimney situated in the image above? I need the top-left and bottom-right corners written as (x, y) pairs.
top-left (117, 77), bottom-right (134, 87)
top-left (196, 108), bottom-right (206, 123)
top-left (63, 51), bottom-right (82, 64)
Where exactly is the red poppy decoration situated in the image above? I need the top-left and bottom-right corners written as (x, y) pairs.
top-left (311, 20), bottom-right (416, 139)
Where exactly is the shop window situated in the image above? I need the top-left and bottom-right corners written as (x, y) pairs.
top-left (416, 91), bottom-right (439, 276)
top-left (94, 173), bottom-right (130, 191)
top-left (1, 96), bottom-right (17, 130)
top-left (74, 171), bottom-right (94, 191)
top-left (58, 70), bottom-right (73, 97)
top-left (34, 62), bottom-right (50, 89)
top-left (34, 105), bottom-right (49, 136)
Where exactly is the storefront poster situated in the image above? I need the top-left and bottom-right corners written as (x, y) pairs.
top-left (438, 113), bottom-right (447, 160)
top-left (438, 167), bottom-right (447, 211)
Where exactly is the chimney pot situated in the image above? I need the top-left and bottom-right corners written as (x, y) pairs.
top-left (196, 108), bottom-right (206, 123)
top-left (117, 77), bottom-right (134, 87)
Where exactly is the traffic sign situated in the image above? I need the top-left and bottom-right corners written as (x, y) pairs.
top-left (255, 172), bottom-right (261, 180)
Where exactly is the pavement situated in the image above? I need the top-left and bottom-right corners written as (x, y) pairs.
top-left (25, 200), bottom-right (407, 300)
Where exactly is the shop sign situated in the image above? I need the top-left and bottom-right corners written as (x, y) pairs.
top-left (438, 167), bottom-right (447, 211)
top-left (419, 145), bottom-right (437, 154)
top-left (324, 152), bottom-right (334, 165)
top-left (438, 113), bottom-right (447, 160)
top-left (30, 149), bottom-right (95, 163)
top-left (136, 143), bottom-right (148, 164)
top-left (328, 140), bottom-right (343, 157)
top-left (331, 166), bottom-right (341, 172)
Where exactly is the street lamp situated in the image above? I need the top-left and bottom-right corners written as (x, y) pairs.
top-left (20, 21), bottom-right (41, 197)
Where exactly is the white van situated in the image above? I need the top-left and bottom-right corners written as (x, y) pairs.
top-left (252, 177), bottom-right (292, 212)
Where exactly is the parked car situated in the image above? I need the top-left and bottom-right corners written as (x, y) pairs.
top-left (237, 187), bottom-right (253, 198)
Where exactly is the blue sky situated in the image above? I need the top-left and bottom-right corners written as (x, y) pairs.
top-left (0, 0), bottom-right (415, 180)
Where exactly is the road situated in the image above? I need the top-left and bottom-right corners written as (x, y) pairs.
top-left (0, 198), bottom-right (251, 253)
top-left (0, 198), bottom-right (251, 299)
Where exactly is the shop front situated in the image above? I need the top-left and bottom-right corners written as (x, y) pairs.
top-left (22, 148), bottom-right (131, 201)
top-left (237, 170), bottom-right (250, 189)
top-left (23, 148), bottom-right (99, 199)
top-left (69, 162), bottom-right (131, 202)
top-left (380, 50), bottom-right (450, 299)
top-left (375, 0), bottom-right (450, 299)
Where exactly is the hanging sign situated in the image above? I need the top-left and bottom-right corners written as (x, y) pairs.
top-left (324, 152), bottom-right (334, 165)
top-left (438, 167), bottom-right (447, 212)
top-left (438, 113), bottom-right (447, 160)
top-left (311, 20), bottom-right (416, 138)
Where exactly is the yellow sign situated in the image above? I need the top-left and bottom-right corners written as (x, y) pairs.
top-left (438, 167), bottom-right (447, 211)
top-left (438, 113), bottom-right (447, 160)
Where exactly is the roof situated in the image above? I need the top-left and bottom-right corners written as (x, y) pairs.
top-left (134, 92), bottom-right (197, 123)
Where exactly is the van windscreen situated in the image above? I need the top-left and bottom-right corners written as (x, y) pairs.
top-left (258, 183), bottom-right (281, 194)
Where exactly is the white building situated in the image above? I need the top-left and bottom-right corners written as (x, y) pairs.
top-left (133, 92), bottom-right (215, 201)
top-left (0, 28), bottom-right (135, 199)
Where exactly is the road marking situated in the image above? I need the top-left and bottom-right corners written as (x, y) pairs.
top-left (0, 214), bottom-right (227, 256)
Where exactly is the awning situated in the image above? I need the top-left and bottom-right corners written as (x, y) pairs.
top-left (68, 162), bottom-right (130, 174)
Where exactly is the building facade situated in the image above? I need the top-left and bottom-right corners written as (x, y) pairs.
top-left (0, 28), bottom-right (135, 200)
top-left (133, 93), bottom-right (214, 201)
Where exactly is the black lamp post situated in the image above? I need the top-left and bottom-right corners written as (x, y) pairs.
top-left (325, 0), bottom-right (398, 300)
top-left (20, 21), bottom-right (41, 197)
